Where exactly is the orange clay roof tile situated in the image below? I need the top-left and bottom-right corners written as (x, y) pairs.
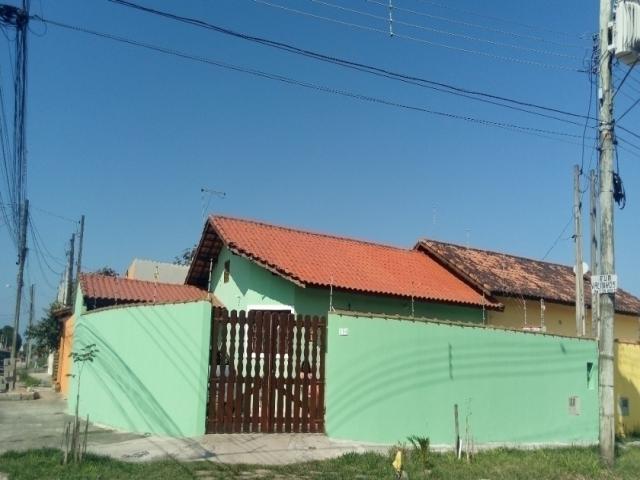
top-left (205, 216), bottom-right (500, 310)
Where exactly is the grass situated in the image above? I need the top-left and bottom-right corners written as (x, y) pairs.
top-left (16, 370), bottom-right (40, 388)
top-left (0, 446), bottom-right (639, 480)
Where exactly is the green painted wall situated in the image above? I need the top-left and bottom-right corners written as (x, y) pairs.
top-left (68, 301), bottom-right (211, 437)
top-left (212, 246), bottom-right (483, 323)
top-left (326, 313), bottom-right (598, 446)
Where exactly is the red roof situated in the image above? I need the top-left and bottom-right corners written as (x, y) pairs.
top-left (187, 216), bottom-right (500, 310)
top-left (80, 273), bottom-right (210, 308)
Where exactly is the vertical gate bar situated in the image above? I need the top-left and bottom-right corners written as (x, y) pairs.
top-left (224, 310), bottom-right (238, 433)
top-left (292, 315), bottom-right (303, 433)
top-left (233, 311), bottom-right (247, 432)
top-left (309, 315), bottom-right (320, 433)
top-left (242, 311), bottom-right (255, 433)
top-left (267, 312), bottom-right (279, 433)
top-left (276, 313), bottom-right (287, 432)
top-left (206, 306), bottom-right (220, 433)
top-left (252, 312), bottom-right (264, 433)
top-left (215, 310), bottom-right (229, 433)
top-left (261, 312), bottom-right (272, 433)
top-left (317, 316), bottom-right (327, 433)
top-left (283, 314), bottom-right (295, 433)
top-left (301, 316), bottom-right (311, 433)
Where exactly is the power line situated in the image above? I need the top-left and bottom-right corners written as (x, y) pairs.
top-left (411, 0), bottom-right (590, 40)
top-left (363, 0), bottom-right (587, 50)
top-left (613, 60), bottom-right (638, 98)
top-left (307, 0), bottom-right (583, 60)
top-left (250, 0), bottom-right (585, 72)
top-left (106, 0), bottom-right (596, 127)
top-left (616, 96), bottom-right (640, 122)
top-left (34, 16), bottom-right (595, 146)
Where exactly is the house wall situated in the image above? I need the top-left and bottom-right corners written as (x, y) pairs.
top-left (325, 312), bottom-right (599, 446)
top-left (68, 301), bottom-right (211, 437)
top-left (211, 247), bottom-right (484, 323)
top-left (56, 314), bottom-right (75, 396)
top-left (487, 296), bottom-right (639, 341)
top-left (615, 341), bottom-right (640, 436)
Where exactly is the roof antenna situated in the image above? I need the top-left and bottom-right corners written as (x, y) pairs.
top-left (153, 265), bottom-right (159, 303)
top-left (200, 188), bottom-right (226, 225)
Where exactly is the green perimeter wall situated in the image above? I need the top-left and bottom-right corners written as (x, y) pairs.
top-left (326, 313), bottom-right (598, 446)
top-left (68, 301), bottom-right (211, 437)
top-left (211, 247), bottom-right (482, 323)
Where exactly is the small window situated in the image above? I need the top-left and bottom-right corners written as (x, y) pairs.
top-left (569, 396), bottom-right (581, 416)
top-left (223, 260), bottom-right (230, 283)
top-left (620, 397), bottom-right (630, 417)
top-left (587, 362), bottom-right (595, 390)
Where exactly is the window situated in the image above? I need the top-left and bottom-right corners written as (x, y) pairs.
top-left (223, 260), bottom-right (230, 283)
top-left (620, 397), bottom-right (630, 417)
top-left (587, 362), bottom-right (595, 390)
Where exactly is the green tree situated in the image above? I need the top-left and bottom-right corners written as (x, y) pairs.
top-left (174, 245), bottom-right (197, 266)
top-left (25, 302), bottom-right (63, 356)
top-left (0, 325), bottom-right (21, 353)
top-left (92, 266), bottom-right (118, 277)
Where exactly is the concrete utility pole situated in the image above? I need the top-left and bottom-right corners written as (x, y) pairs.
top-left (597, 0), bottom-right (616, 466)
top-left (573, 165), bottom-right (586, 337)
top-left (26, 283), bottom-right (34, 368)
top-left (590, 169), bottom-right (599, 338)
top-left (65, 234), bottom-right (75, 307)
top-left (74, 215), bottom-right (85, 299)
top-left (10, 199), bottom-right (28, 390)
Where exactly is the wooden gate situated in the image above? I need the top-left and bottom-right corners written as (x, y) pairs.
top-left (205, 308), bottom-right (326, 434)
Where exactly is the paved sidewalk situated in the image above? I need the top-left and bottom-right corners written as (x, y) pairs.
top-left (0, 388), bottom-right (387, 465)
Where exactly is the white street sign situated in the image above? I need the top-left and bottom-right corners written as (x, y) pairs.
top-left (591, 274), bottom-right (618, 294)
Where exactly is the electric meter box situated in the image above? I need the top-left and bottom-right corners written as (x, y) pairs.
top-left (615, 0), bottom-right (640, 65)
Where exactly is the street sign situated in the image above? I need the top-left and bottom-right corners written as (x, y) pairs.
top-left (591, 274), bottom-right (618, 294)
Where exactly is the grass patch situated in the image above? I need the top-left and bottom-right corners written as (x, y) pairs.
top-left (16, 370), bottom-right (40, 388)
top-left (0, 446), bottom-right (639, 479)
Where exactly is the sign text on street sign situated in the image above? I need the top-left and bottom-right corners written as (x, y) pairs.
top-left (591, 274), bottom-right (618, 294)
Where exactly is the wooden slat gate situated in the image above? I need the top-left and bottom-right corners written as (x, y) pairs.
top-left (206, 308), bottom-right (326, 434)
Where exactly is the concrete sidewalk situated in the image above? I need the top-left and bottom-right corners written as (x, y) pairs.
top-left (0, 388), bottom-right (387, 465)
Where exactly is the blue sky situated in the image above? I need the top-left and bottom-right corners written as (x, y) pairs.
top-left (1, 0), bottom-right (639, 329)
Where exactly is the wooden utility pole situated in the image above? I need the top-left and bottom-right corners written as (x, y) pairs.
top-left (573, 165), bottom-right (585, 336)
top-left (65, 234), bottom-right (75, 307)
top-left (10, 199), bottom-right (28, 390)
top-left (597, 0), bottom-right (616, 465)
top-left (26, 283), bottom-right (34, 368)
top-left (74, 215), bottom-right (85, 299)
top-left (590, 169), bottom-right (599, 338)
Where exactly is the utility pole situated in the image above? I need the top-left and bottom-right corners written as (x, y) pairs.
top-left (26, 283), bottom-right (34, 368)
top-left (10, 199), bottom-right (28, 390)
top-left (590, 169), bottom-right (599, 338)
top-left (74, 215), bottom-right (85, 300)
top-left (573, 165), bottom-right (585, 337)
top-left (597, 0), bottom-right (616, 466)
top-left (65, 234), bottom-right (75, 307)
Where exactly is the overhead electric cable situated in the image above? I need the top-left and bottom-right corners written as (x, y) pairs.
top-left (249, 0), bottom-right (585, 71)
top-left (106, 0), bottom-right (596, 125)
top-left (613, 59), bottom-right (638, 98)
top-left (616, 97), bottom-right (640, 122)
top-left (363, 0), bottom-right (587, 49)
top-left (412, 0), bottom-right (589, 40)
top-left (34, 16), bottom-right (594, 147)
top-left (308, 0), bottom-right (583, 60)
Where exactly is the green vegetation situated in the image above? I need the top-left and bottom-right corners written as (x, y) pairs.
top-left (0, 446), bottom-right (639, 480)
top-left (16, 370), bottom-right (39, 388)
top-left (25, 302), bottom-right (63, 358)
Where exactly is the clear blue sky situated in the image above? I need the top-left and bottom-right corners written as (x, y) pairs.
top-left (1, 0), bottom-right (639, 329)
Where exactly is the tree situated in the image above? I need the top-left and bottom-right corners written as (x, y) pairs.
top-left (25, 302), bottom-right (62, 357)
top-left (174, 244), bottom-right (197, 266)
top-left (0, 325), bottom-right (21, 353)
top-left (92, 266), bottom-right (117, 277)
